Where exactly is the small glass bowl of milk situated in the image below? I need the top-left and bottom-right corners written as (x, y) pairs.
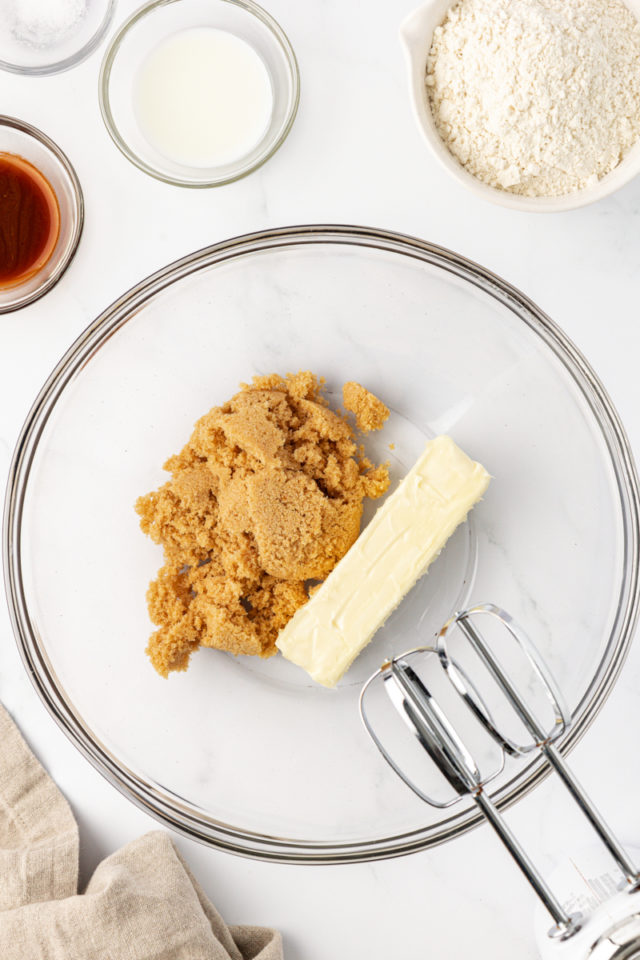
top-left (99, 0), bottom-right (299, 187)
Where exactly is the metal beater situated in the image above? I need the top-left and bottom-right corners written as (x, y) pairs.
top-left (359, 603), bottom-right (640, 958)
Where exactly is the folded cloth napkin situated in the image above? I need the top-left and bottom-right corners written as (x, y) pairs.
top-left (0, 704), bottom-right (283, 959)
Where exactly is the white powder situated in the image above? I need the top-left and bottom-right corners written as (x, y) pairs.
top-left (426, 0), bottom-right (640, 197)
top-left (8, 0), bottom-right (87, 48)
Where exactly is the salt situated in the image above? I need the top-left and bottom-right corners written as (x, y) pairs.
top-left (8, 0), bottom-right (88, 47)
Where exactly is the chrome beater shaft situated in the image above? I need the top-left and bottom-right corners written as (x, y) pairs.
top-left (359, 604), bottom-right (639, 946)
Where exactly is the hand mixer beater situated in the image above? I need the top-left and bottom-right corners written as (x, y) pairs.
top-left (360, 604), bottom-right (640, 959)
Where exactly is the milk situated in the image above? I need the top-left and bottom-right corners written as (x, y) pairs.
top-left (134, 27), bottom-right (273, 168)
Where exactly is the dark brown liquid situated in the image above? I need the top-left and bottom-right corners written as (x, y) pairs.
top-left (0, 153), bottom-right (60, 289)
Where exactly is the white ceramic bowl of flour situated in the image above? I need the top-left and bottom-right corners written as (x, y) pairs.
top-left (400, 0), bottom-right (640, 212)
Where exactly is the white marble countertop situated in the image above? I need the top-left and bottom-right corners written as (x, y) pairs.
top-left (2, 1), bottom-right (640, 957)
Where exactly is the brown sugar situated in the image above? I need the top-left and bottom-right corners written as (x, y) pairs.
top-left (136, 372), bottom-right (390, 676)
top-left (343, 381), bottom-right (390, 432)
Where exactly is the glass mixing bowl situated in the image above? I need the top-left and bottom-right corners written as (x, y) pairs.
top-left (4, 226), bottom-right (639, 862)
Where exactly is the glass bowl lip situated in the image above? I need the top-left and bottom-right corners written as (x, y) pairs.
top-left (98, 0), bottom-right (301, 188)
top-left (3, 224), bottom-right (639, 863)
top-left (0, 0), bottom-right (116, 77)
top-left (0, 115), bottom-right (84, 314)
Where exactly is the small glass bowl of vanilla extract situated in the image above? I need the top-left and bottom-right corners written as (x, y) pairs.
top-left (0, 116), bottom-right (83, 313)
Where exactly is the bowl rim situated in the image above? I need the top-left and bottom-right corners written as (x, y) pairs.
top-left (399, 0), bottom-right (640, 213)
top-left (0, 115), bottom-right (84, 313)
top-left (4, 224), bottom-right (640, 862)
top-left (98, 0), bottom-right (300, 187)
top-left (0, 0), bottom-right (117, 77)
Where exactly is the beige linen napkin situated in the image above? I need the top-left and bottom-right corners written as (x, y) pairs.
top-left (0, 704), bottom-right (283, 959)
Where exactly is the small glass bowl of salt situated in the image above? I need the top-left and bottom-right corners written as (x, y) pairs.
top-left (0, 0), bottom-right (115, 76)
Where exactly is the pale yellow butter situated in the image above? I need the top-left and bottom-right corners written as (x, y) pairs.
top-left (275, 435), bottom-right (490, 687)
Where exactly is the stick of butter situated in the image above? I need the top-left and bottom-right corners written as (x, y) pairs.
top-left (276, 435), bottom-right (490, 687)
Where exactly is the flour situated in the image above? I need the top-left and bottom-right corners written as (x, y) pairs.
top-left (426, 0), bottom-right (640, 197)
